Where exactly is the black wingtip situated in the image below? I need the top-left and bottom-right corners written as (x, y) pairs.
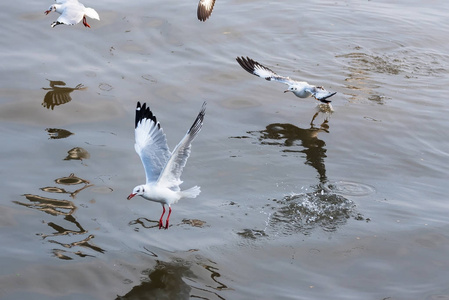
top-left (236, 56), bottom-right (275, 81)
top-left (236, 56), bottom-right (254, 74)
top-left (188, 101), bottom-right (207, 135)
top-left (135, 101), bottom-right (159, 129)
top-left (318, 92), bottom-right (337, 103)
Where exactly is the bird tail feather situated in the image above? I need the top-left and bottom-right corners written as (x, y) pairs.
top-left (85, 8), bottom-right (100, 20)
top-left (181, 186), bottom-right (201, 199)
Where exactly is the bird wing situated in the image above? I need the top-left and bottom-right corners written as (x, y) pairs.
top-left (157, 102), bottom-right (206, 190)
top-left (55, 0), bottom-right (76, 4)
top-left (236, 56), bottom-right (295, 85)
top-left (134, 102), bottom-right (171, 184)
top-left (197, 0), bottom-right (215, 21)
top-left (84, 7), bottom-right (100, 20)
top-left (57, 4), bottom-right (84, 25)
top-left (42, 89), bottom-right (73, 109)
top-left (313, 87), bottom-right (337, 103)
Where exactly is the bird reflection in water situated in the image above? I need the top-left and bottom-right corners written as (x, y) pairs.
top-left (248, 107), bottom-right (331, 184)
top-left (46, 128), bottom-right (74, 140)
top-left (117, 258), bottom-right (227, 300)
top-left (14, 173), bottom-right (104, 259)
top-left (42, 80), bottom-right (86, 110)
top-left (243, 109), bottom-right (366, 236)
top-left (64, 147), bottom-right (90, 161)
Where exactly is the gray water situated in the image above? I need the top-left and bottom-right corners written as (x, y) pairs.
top-left (1, 0), bottom-right (449, 299)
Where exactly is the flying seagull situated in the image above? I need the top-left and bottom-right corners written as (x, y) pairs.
top-left (45, 0), bottom-right (100, 28)
top-left (197, 0), bottom-right (215, 21)
top-left (236, 56), bottom-right (336, 103)
top-left (127, 102), bottom-right (206, 229)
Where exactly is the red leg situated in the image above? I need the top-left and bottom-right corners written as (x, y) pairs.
top-left (159, 205), bottom-right (166, 229)
top-left (165, 207), bottom-right (172, 229)
top-left (82, 16), bottom-right (91, 28)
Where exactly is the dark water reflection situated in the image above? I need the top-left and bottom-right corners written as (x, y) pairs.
top-left (243, 109), bottom-right (367, 237)
top-left (41, 80), bottom-right (86, 110)
top-left (14, 173), bottom-right (104, 260)
top-left (45, 128), bottom-right (74, 140)
top-left (117, 257), bottom-right (227, 300)
top-left (64, 147), bottom-right (90, 161)
top-left (117, 260), bottom-right (193, 300)
top-left (248, 108), bottom-right (331, 184)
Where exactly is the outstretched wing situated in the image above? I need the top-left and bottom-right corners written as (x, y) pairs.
top-left (134, 102), bottom-right (171, 184)
top-left (314, 87), bottom-right (337, 103)
top-left (236, 56), bottom-right (294, 85)
top-left (197, 0), bottom-right (215, 21)
top-left (157, 102), bottom-right (206, 190)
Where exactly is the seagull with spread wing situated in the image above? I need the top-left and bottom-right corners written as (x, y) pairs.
top-left (236, 56), bottom-right (336, 103)
top-left (197, 0), bottom-right (215, 21)
top-left (45, 0), bottom-right (100, 28)
top-left (127, 102), bottom-right (206, 229)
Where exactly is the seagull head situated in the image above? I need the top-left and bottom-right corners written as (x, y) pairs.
top-left (284, 86), bottom-right (295, 93)
top-left (127, 185), bottom-right (145, 200)
top-left (284, 84), bottom-right (312, 98)
top-left (45, 4), bottom-right (56, 15)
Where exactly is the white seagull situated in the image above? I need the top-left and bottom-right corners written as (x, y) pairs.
top-left (127, 102), bottom-right (206, 229)
top-left (236, 56), bottom-right (336, 103)
top-left (197, 0), bottom-right (215, 21)
top-left (45, 0), bottom-right (100, 28)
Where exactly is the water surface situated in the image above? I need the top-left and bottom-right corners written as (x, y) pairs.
top-left (1, 0), bottom-right (449, 299)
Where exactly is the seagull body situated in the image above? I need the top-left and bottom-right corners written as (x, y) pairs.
top-left (236, 56), bottom-right (336, 103)
top-left (127, 102), bottom-right (206, 229)
top-left (197, 0), bottom-right (215, 21)
top-left (45, 0), bottom-right (100, 28)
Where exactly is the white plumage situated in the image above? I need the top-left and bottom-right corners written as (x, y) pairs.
top-left (45, 0), bottom-right (100, 28)
top-left (127, 102), bottom-right (206, 229)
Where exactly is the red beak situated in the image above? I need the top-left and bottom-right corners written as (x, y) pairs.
top-left (45, 10), bottom-right (51, 15)
top-left (127, 193), bottom-right (136, 200)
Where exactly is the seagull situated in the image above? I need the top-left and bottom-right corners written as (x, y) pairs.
top-left (236, 56), bottom-right (336, 103)
top-left (197, 0), bottom-right (215, 21)
top-left (127, 102), bottom-right (206, 229)
top-left (45, 0), bottom-right (100, 28)
top-left (42, 80), bottom-right (86, 110)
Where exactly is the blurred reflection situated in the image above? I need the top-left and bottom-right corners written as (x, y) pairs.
top-left (42, 80), bottom-right (86, 110)
top-left (14, 173), bottom-right (104, 259)
top-left (55, 173), bottom-right (90, 185)
top-left (41, 173), bottom-right (94, 198)
top-left (48, 234), bottom-right (105, 254)
top-left (129, 217), bottom-right (159, 231)
top-left (117, 258), bottom-right (227, 300)
top-left (248, 109), bottom-right (331, 184)
top-left (129, 218), bottom-right (208, 231)
top-left (46, 128), bottom-right (74, 140)
top-left (64, 147), bottom-right (90, 161)
top-left (16, 194), bottom-right (76, 216)
top-left (117, 260), bottom-right (193, 300)
top-left (44, 214), bottom-right (86, 238)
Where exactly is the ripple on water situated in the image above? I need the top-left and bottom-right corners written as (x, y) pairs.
top-left (238, 190), bottom-right (367, 239)
top-left (270, 192), bottom-right (365, 235)
top-left (324, 181), bottom-right (376, 197)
